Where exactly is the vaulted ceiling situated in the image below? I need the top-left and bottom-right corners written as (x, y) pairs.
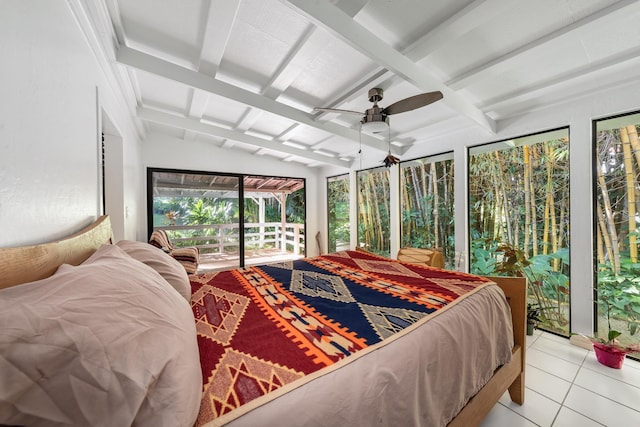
top-left (101, 0), bottom-right (640, 168)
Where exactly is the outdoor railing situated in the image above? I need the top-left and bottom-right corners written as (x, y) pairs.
top-left (155, 222), bottom-right (305, 255)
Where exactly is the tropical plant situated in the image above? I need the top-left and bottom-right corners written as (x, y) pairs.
top-left (469, 238), bottom-right (570, 332)
top-left (595, 267), bottom-right (640, 351)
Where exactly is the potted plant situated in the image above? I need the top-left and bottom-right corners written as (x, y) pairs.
top-left (491, 242), bottom-right (553, 329)
top-left (526, 303), bottom-right (541, 335)
top-left (590, 329), bottom-right (639, 369)
top-left (589, 283), bottom-right (640, 368)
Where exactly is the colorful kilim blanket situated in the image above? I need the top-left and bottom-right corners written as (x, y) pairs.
top-left (190, 250), bottom-right (492, 426)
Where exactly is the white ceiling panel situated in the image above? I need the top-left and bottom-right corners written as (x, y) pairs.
top-left (118, 0), bottom-right (208, 67)
top-left (219, 0), bottom-right (311, 89)
top-left (284, 38), bottom-right (381, 106)
top-left (86, 0), bottom-right (640, 169)
top-left (201, 94), bottom-right (252, 127)
top-left (355, 0), bottom-right (474, 49)
top-left (136, 71), bottom-right (193, 114)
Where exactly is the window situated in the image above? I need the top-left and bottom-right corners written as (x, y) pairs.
top-left (327, 174), bottom-right (350, 253)
top-left (400, 153), bottom-right (455, 269)
top-left (594, 112), bottom-right (640, 352)
top-left (356, 166), bottom-right (390, 257)
top-left (468, 128), bottom-right (571, 336)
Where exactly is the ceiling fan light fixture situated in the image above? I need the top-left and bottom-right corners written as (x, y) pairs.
top-left (360, 119), bottom-right (389, 134)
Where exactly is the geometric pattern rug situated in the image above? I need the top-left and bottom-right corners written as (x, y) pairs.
top-left (190, 250), bottom-right (491, 426)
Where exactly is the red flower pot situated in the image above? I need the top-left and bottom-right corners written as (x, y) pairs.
top-left (593, 342), bottom-right (626, 369)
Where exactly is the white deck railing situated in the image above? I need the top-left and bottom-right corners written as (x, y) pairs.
top-left (155, 222), bottom-right (305, 255)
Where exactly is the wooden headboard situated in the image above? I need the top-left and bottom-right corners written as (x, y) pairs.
top-left (0, 216), bottom-right (113, 290)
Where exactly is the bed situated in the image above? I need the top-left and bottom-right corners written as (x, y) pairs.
top-left (0, 216), bottom-right (525, 426)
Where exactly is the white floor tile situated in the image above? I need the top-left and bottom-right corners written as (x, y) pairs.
top-left (525, 365), bottom-right (571, 403)
top-left (574, 367), bottom-right (640, 412)
top-left (527, 347), bottom-right (581, 382)
top-left (480, 403), bottom-right (539, 427)
top-left (563, 385), bottom-right (640, 426)
top-left (538, 332), bottom-right (570, 345)
top-left (582, 352), bottom-right (640, 387)
top-left (526, 330), bottom-right (543, 348)
top-left (480, 331), bottom-right (640, 427)
top-left (499, 388), bottom-right (560, 427)
top-left (626, 357), bottom-right (640, 371)
top-left (532, 335), bottom-right (589, 365)
top-left (552, 407), bottom-right (604, 427)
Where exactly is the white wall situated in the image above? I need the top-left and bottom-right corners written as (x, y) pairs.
top-left (141, 133), bottom-right (323, 255)
top-left (0, 1), bottom-right (141, 247)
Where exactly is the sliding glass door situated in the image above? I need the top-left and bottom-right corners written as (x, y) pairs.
top-left (243, 175), bottom-right (306, 266)
top-left (148, 169), bottom-right (305, 271)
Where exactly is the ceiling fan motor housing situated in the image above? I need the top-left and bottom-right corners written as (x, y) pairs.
top-left (368, 87), bottom-right (384, 103)
top-left (361, 108), bottom-right (389, 126)
top-left (361, 104), bottom-right (389, 133)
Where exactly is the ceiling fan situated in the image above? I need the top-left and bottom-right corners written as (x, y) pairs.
top-left (314, 87), bottom-right (443, 133)
top-left (314, 88), bottom-right (443, 166)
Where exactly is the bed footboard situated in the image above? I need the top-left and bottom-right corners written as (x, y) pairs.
top-left (447, 276), bottom-right (526, 426)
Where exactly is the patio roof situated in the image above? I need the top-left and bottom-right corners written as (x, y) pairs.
top-left (151, 172), bottom-right (304, 199)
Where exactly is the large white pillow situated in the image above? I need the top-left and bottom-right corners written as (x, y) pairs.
top-left (116, 239), bottom-right (192, 302)
top-left (0, 244), bottom-right (202, 427)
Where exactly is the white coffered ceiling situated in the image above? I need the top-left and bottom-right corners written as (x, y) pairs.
top-left (98, 0), bottom-right (640, 168)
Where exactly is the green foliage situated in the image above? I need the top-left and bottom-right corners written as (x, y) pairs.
top-left (328, 176), bottom-right (350, 253)
top-left (285, 188), bottom-right (305, 224)
top-left (400, 158), bottom-right (455, 268)
top-left (597, 265), bottom-right (640, 341)
top-left (469, 237), bottom-right (571, 331)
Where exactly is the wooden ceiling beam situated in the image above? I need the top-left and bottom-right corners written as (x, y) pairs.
top-left (137, 107), bottom-right (352, 168)
top-left (117, 46), bottom-right (396, 155)
top-left (447, 0), bottom-right (638, 90)
top-left (284, 0), bottom-right (496, 133)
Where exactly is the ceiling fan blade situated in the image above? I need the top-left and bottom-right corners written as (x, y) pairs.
top-left (313, 107), bottom-right (362, 116)
top-left (382, 91), bottom-right (443, 115)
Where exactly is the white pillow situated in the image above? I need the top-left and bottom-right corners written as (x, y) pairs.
top-left (0, 244), bottom-right (202, 427)
top-left (116, 239), bottom-right (192, 302)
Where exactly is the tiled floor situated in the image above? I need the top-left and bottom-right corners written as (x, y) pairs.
top-left (480, 330), bottom-right (640, 426)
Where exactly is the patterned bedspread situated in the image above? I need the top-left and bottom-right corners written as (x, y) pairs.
top-left (190, 250), bottom-right (493, 426)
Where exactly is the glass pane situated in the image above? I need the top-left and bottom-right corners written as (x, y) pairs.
top-left (150, 170), bottom-right (241, 270)
top-left (243, 176), bottom-right (305, 266)
top-left (356, 166), bottom-right (391, 257)
top-left (468, 129), bottom-right (571, 336)
top-left (400, 153), bottom-right (455, 269)
top-left (327, 174), bottom-right (350, 253)
top-left (594, 114), bottom-right (640, 354)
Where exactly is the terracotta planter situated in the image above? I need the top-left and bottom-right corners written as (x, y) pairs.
top-left (593, 342), bottom-right (626, 369)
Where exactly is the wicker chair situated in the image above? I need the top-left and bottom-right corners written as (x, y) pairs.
top-left (149, 229), bottom-right (199, 274)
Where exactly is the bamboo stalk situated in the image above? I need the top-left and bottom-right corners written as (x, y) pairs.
top-left (597, 160), bottom-right (621, 274)
top-left (431, 162), bottom-right (440, 248)
top-left (622, 126), bottom-right (638, 263)
top-left (530, 146), bottom-right (539, 256)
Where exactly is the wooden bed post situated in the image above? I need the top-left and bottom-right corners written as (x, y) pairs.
top-left (490, 276), bottom-right (526, 405)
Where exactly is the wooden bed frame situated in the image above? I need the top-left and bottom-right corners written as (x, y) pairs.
top-left (0, 215), bottom-right (525, 426)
